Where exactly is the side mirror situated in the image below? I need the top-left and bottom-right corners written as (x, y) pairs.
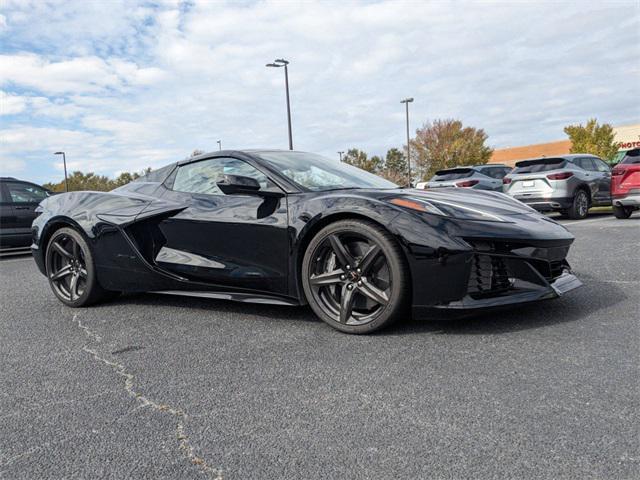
top-left (216, 174), bottom-right (261, 195)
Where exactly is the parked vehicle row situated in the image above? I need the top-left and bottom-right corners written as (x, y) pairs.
top-left (416, 149), bottom-right (640, 220)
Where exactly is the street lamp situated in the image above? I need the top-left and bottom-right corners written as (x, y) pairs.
top-left (338, 151), bottom-right (344, 162)
top-left (54, 151), bottom-right (68, 192)
top-left (266, 58), bottom-right (293, 150)
top-left (400, 97), bottom-right (414, 187)
top-left (217, 140), bottom-right (222, 151)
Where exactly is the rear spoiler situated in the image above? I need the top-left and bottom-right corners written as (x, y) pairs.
top-left (515, 158), bottom-right (566, 168)
top-left (434, 167), bottom-right (473, 175)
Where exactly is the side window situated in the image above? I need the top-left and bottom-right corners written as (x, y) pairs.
top-left (593, 159), bottom-right (610, 172)
top-left (173, 157), bottom-right (276, 195)
top-left (574, 158), bottom-right (595, 171)
top-left (6, 182), bottom-right (49, 203)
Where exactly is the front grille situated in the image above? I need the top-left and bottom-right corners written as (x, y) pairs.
top-left (467, 254), bottom-right (512, 298)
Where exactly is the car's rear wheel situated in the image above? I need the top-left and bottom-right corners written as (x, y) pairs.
top-left (613, 205), bottom-right (633, 219)
top-left (567, 189), bottom-right (589, 219)
top-left (301, 220), bottom-right (408, 334)
top-left (46, 227), bottom-right (114, 307)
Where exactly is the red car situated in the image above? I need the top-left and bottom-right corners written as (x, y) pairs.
top-left (611, 148), bottom-right (640, 219)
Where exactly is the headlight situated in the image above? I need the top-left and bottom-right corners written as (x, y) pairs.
top-left (389, 196), bottom-right (506, 222)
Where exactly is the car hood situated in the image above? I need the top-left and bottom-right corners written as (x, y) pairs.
top-left (388, 187), bottom-right (537, 217)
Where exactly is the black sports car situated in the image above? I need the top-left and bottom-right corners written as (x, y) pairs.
top-left (31, 150), bottom-right (582, 333)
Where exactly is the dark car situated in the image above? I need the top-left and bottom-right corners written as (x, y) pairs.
top-left (31, 150), bottom-right (582, 334)
top-left (1, 177), bottom-right (52, 250)
top-left (416, 164), bottom-right (512, 191)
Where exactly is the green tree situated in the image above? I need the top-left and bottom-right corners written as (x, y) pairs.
top-left (379, 148), bottom-right (408, 184)
top-left (564, 118), bottom-right (618, 161)
top-left (43, 168), bottom-right (152, 192)
top-left (411, 119), bottom-right (493, 180)
top-left (342, 148), bottom-right (382, 173)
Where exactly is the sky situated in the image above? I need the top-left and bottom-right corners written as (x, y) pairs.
top-left (1, 0), bottom-right (639, 184)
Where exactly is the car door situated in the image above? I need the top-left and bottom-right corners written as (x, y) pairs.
top-left (3, 181), bottom-right (49, 245)
top-left (591, 158), bottom-right (612, 204)
top-left (157, 156), bottom-right (290, 295)
top-left (0, 182), bottom-right (19, 247)
top-left (572, 158), bottom-right (598, 200)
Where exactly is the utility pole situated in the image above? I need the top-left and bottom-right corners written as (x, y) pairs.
top-left (266, 58), bottom-right (293, 150)
top-left (400, 98), bottom-right (414, 187)
top-left (54, 151), bottom-right (68, 192)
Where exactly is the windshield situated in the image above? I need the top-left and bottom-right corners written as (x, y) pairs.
top-left (256, 151), bottom-right (398, 191)
top-left (430, 169), bottom-right (473, 181)
top-left (513, 158), bottom-right (566, 173)
top-left (620, 149), bottom-right (640, 165)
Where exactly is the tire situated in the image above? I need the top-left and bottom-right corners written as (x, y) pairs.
top-left (301, 219), bottom-right (409, 334)
top-left (567, 189), bottom-right (590, 219)
top-left (613, 205), bottom-right (633, 219)
top-left (45, 227), bottom-right (115, 307)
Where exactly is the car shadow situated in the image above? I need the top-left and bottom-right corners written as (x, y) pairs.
top-left (97, 273), bottom-right (626, 336)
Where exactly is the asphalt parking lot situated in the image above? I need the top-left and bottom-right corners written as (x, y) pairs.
top-left (1, 213), bottom-right (638, 480)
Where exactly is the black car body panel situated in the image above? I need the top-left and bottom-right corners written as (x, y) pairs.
top-left (32, 150), bottom-right (581, 318)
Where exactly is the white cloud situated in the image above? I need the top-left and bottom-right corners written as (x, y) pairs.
top-left (0, 90), bottom-right (27, 115)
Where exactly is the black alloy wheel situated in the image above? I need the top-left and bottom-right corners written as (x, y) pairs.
top-left (302, 220), bottom-right (408, 334)
top-left (46, 227), bottom-right (113, 307)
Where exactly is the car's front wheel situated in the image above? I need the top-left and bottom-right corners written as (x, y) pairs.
top-left (301, 219), bottom-right (408, 334)
top-left (613, 205), bottom-right (634, 219)
top-left (567, 189), bottom-right (590, 219)
top-left (46, 227), bottom-right (115, 307)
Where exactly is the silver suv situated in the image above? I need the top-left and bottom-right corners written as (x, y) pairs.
top-left (502, 154), bottom-right (611, 219)
top-left (416, 164), bottom-right (512, 191)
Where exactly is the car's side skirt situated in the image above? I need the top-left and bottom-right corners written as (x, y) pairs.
top-left (153, 289), bottom-right (302, 306)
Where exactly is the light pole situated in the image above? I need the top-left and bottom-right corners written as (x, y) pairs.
top-left (54, 151), bottom-right (68, 192)
top-left (266, 58), bottom-right (293, 150)
top-left (400, 97), bottom-right (414, 187)
top-left (217, 140), bottom-right (222, 151)
top-left (338, 151), bottom-right (344, 162)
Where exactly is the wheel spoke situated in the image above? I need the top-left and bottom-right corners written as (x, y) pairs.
top-left (69, 273), bottom-right (80, 300)
top-left (52, 241), bottom-right (73, 259)
top-left (329, 235), bottom-right (355, 268)
top-left (339, 284), bottom-right (356, 324)
top-left (50, 265), bottom-right (72, 281)
top-left (358, 278), bottom-right (389, 305)
top-left (358, 244), bottom-right (381, 275)
top-left (310, 269), bottom-right (344, 286)
top-left (72, 239), bottom-right (80, 258)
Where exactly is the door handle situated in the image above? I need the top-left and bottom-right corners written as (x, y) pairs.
top-left (15, 206), bottom-right (32, 210)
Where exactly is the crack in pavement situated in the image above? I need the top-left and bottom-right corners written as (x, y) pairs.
top-left (74, 314), bottom-right (223, 479)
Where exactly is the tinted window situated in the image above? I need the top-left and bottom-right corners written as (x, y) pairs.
top-left (621, 149), bottom-right (640, 165)
top-left (6, 182), bottom-right (49, 203)
top-left (573, 158), bottom-right (596, 171)
top-left (593, 159), bottom-right (610, 172)
top-left (481, 167), bottom-right (509, 179)
top-left (430, 170), bottom-right (473, 181)
top-left (173, 157), bottom-right (276, 195)
top-left (513, 159), bottom-right (565, 173)
top-left (256, 151), bottom-right (397, 191)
